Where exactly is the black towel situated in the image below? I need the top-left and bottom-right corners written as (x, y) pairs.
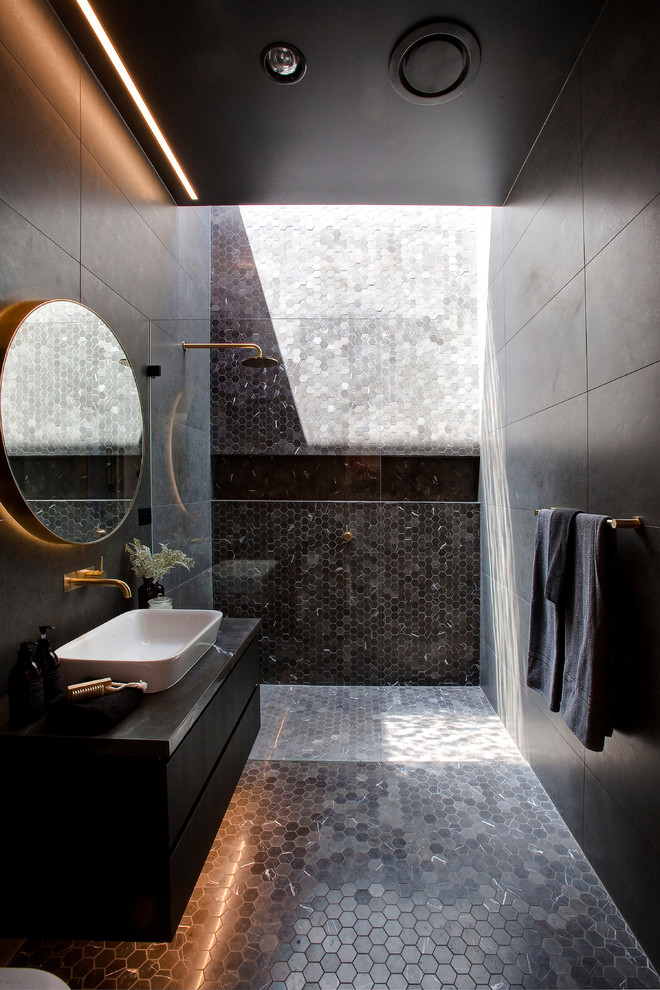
top-left (44, 687), bottom-right (143, 735)
top-left (527, 509), bottom-right (565, 711)
top-left (544, 508), bottom-right (580, 604)
top-left (560, 513), bottom-right (615, 751)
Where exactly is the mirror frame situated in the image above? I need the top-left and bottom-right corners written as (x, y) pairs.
top-left (0, 299), bottom-right (144, 545)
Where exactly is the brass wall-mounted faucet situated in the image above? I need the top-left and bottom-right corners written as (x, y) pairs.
top-left (63, 557), bottom-right (132, 598)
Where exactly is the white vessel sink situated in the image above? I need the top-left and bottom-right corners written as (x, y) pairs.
top-left (58, 609), bottom-right (224, 693)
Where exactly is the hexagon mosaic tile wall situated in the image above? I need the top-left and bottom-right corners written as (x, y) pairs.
top-left (210, 206), bottom-right (483, 687)
top-left (13, 687), bottom-right (659, 990)
top-left (27, 498), bottom-right (131, 544)
top-left (209, 207), bottom-right (483, 457)
top-left (212, 501), bottom-right (480, 686)
top-left (4, 300), bottom-right (142, 457)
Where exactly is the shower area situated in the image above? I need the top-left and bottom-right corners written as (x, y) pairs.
top-left (209, 204), bottom-right (485, 687)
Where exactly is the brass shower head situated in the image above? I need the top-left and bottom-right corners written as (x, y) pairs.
top-left (241, 355), bottom-right (280, 367)
top-left (181, 341), bottom-right (279, 367)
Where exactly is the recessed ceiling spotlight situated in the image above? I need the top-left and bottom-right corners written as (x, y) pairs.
top-left (389, 22), bottom-right (480, 105)
top-left (262, 43), bottom-right (307, 84)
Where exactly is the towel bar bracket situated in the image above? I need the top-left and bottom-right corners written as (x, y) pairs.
top-left (608, 516), bottom-right (642, 529)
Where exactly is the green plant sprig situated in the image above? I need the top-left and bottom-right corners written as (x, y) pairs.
top-left (125, 538), bottom-right (194, 583)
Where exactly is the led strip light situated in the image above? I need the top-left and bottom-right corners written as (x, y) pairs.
top-left (75, 0), bottom-right (198, 200)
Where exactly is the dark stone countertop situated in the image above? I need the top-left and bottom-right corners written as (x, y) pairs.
top-left (0, 617), bottom-right (261, 759)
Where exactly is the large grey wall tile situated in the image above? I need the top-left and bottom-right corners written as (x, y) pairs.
top-left (151, 320), bottom-right (209, 435)
top-left (506, 272), bottom-right (586, 423)
top-left (479, 570), bottom-right (497, 658)
top-left (588, 362), bottom-right (660, 527)
top-left (480, 349), bottom-right (506, 436)
top-left (81, 150), bottom-right (179, 318)
top-left (509, 589), bottom-right (531, 684)
top-left (607, 526), bottom-right (660, 699)
top-left (0, 39), bottom-right (80, 259)
top-left (505, 395), bottom-right (588, 511)
top-left (585, 682), bottom-right (660, 846)
top-left (503, 146), bottom-right (584, 339)
top-left (487, 206), bottom-right (504, 285)
top-left (482, 647), bottom-right (524, 747)
top-left (80, 73), bottom-right (177, 259)
top-left (586, 195), bottom-right (660, 388)
top-left (508, 507), bottom-right (536, 605)
top-left (479, 638), bottom-right (497, 705)
top-left (0, 200), bottom-right (80, 303)
top-left (583, 767), bottom-right (660, 968)
top-left (503, 69), bottom-right (582, 261)
top-left (481, 571), bottom-right (527, 682)
top-left (478, 426), bottom-right (507, 511)
top-left (581, 0), bottom-right (660, 262)
top-left (177, 206), bottom-right (211, 287)
top-left (80, 269), bottom-right (150, 410)
top-left (523, 688), bottom-right (585, 845)
top-left (480, 501), bottom-right (522, 606)
top-left (0, 0), bottom-right (81, 135)
top-left (178, 267), bottom-right (210, 320)
top-left (481, 269), bottom-right (505, 365)
top-left (528, 672), bottom-right (587, 760)
top-left (151, 418), bottom-right (210, 507)
top-left (169, 568), bottom-right (213, 610)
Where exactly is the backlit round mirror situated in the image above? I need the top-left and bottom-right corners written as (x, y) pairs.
top-left (0, 299), bottom-right (143, 544)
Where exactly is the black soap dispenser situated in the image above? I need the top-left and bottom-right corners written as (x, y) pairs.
top-left (36, 625), bottom-right (61, 703)
top-left (8, 642), bottom-right (43, 728)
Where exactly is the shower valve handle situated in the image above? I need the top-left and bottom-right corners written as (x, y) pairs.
top-left (342, 526), bottom-right (353, 543)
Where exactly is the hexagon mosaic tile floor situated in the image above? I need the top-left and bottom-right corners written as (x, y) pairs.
top-left (13, 687), bottom-right (659, 989)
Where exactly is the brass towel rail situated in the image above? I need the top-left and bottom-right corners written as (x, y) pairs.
top-left (534, 509), bottom-right (642, 530)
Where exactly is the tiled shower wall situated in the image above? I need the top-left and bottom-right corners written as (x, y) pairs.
top-left (211, 207), bottom-right (482, 685)
top-left (480, 0), bottom-right (660, 967)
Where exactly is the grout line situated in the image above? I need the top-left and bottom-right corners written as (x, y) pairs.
top-left (578, 57), bottom-right (591, 520)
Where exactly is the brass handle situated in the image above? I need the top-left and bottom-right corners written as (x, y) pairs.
top-left (342, 526), bottom-right (353, 543)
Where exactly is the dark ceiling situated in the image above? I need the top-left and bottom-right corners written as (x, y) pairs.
top-left (50, 0), bottom-right (604, 206)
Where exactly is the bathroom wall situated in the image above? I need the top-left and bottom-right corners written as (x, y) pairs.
top-left (211, 206), bottom-right (482, 684)
top-left (0, 0), bottom-right (211, 695)
top-left (480, 0), bottom-right (660, 966)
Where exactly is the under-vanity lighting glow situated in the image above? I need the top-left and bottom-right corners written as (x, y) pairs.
top-left (75, 0), bottom-right (198, 200)
top-left (194, 838), bottom-right (246, 989)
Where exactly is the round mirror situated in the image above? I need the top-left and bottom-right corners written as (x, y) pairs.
top-left (0, 299), bottom-right (143, 544)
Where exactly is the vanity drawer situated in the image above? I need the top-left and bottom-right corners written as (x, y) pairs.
top-left (166, 639), bottom-right (260, 846)
top-left (168, 687), bottom-right (261, 936)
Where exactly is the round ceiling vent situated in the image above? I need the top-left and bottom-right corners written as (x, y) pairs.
top-left (389, 22), bottom-right (480, 105)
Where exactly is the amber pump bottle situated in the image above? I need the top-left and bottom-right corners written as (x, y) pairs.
top-left (36, 625), bottom-right (61, 703)
top-left (8, 642), bottom-right (43, 728)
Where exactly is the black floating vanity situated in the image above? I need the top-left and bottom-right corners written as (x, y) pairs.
top-left (0, 617), bottom-right (261, 942)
